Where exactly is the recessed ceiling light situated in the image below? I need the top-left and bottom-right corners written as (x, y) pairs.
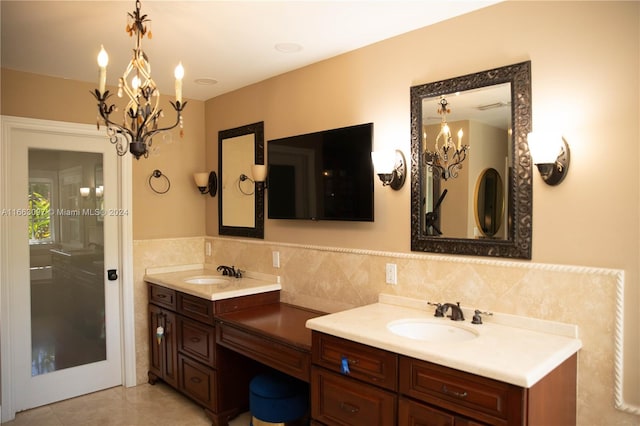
top-left (274, 43), bottom-right (303, 53)
top-left (195, 78), bottom-right (218, 86)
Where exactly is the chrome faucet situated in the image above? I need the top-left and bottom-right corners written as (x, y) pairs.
top-left (430, 301), bottom-right (465, 321)
top-left (216, 265), bottom-right (242, 278)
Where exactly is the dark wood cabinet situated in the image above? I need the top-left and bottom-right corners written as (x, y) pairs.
top-left (148, 304), bottom-right (178, 388)
top-left (147, 283), bottom-right (279, 425)
top-left (310, 331), bottom-right (577, 426)
top-left (311, 332), bottom-right (398, 426)
top-left (311, 367), bottom-right (397, 426)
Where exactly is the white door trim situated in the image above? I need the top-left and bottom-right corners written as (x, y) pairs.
top-left (0, 116), bottom-right (135, 422)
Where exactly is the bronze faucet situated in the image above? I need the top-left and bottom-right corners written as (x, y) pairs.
top-left (430, 302), bottom-right (465, 321)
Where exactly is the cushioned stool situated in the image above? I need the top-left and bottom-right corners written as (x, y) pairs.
top-left (249, 371), bottom-right (308, 426)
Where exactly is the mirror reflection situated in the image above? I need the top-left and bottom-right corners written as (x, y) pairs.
top-left (421, 83), bottom-right (510, 239)
top-left (474, 168), bottom-right (504, 238)
top-left (410, 61), bottom-right (532, 259)
top-left (218, 122), bottom-right (264, 239)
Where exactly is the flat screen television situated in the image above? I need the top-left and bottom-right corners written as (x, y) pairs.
top-left (267, 123), bottom-right (374, 221)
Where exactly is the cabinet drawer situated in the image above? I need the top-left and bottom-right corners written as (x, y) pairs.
top-left (311, 367), bottom-right (396, 426)
top-left (178, 354), bottom-right (217, 411)
top-left (400, 356), bottom-right (521, 422)
top-left (178, 316), bottom-right (216, 367)
top-left (312, 332), bottom-right (397, 391)
top-left (149, 284), bottom-right (176, 310)
top-left (398, 396), bottom-right (456, 426)
top-left (217, 322), bottom-right (310, 382)
top-left (178, 292), bottom-right (215, 324)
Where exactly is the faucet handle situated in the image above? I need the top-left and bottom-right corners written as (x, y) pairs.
top-left (427, 301), bottom-right (445, 317)
top-left (471, 309), bottom-right (493, 325)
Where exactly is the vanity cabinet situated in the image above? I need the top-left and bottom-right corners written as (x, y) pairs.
top-left (310, 331), bottom-right (577, 426)
top-left (147, 283), bottom-right (280, 425)
top-left (311, 332), bottom-right (398, 425)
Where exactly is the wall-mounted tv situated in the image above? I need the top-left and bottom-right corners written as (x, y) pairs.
top-left (267, 123), bottom-right (374, 222)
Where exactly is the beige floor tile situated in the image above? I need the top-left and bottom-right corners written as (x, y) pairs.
top-left (2, 382), bottom-right (252, 426)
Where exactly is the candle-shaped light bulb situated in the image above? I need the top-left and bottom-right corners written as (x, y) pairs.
top-left (174, 62), bottom-right (184, 104)
top-left (97, 45), bottom-right (109, 95)
top-left (131, 75), bottom-right (141, 91)
top-left (457, 129), bottom-right (463, 150)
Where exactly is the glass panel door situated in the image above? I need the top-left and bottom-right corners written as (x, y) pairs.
top-left (29, 150), bottom-right (106, 376)
top-left (2, 118), bottom-right (123, 419)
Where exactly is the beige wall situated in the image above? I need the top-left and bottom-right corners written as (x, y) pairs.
top-left (0, 68), bottom-right (207, 239)
top-left (203, 0), bottom-right (640, 420)
top-left (2, 0), bottom-right (639, 423)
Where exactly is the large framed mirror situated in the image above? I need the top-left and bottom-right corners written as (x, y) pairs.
top-left (410, 61), bottom-right (532, 259)
top-left (218, 121), bottom-right (264, 238)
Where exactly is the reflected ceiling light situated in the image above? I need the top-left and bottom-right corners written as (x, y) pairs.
top-left (527, 133), bottom-right (570, 186)
top-left (371, 149), bottom-right (406, 190)
top-left (195, 78), bottom-right (218, 86)
top-left (275, 42), bottom-right (303, 53)
top-left (424, 96), bottom-right (469, 180)
top-left (93, 0), bottom-right (187, 160)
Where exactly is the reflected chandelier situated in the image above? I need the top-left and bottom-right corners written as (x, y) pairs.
top-left (424, 97), bottom-right (469, 180)
top-left (93, 0), bottom-right (186, 160)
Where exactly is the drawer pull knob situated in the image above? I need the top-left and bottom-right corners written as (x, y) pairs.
top-left (340, 401), bottom-right (360, 414)
top-left (190, 337), bottom-right (201, 343)
top-left (442, 385), bottom-right (468, 399)
top-left (190, 377), bottom-right (202, 384)
top-left (157, 294), bottom-right (167, 299)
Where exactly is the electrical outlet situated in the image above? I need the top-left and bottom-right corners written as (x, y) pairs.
top-left (385, 263), bottom-right (397, 285)
top-left (272, 251), bottom-right (280, 268)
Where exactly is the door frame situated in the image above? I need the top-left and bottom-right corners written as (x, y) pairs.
top-left (0, 116), bottom-right (136, 422)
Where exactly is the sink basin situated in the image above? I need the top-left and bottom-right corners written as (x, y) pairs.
top-left (387, 319), bottom-right (478, 342)
top-left (184, 276), bottom-right (229, 285)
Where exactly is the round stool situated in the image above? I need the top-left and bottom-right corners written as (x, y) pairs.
top-left (249, 371), bottom-right (308, 426)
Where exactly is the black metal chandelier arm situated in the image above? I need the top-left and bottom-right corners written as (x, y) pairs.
top-left (138, 101), bottom-right (186, 142)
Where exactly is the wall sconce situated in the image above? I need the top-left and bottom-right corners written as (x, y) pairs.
top-left (80, 187), bottom-right (91, 198)
top-left (194, 172), bottom-right (217, 197)
top-left (95, 185), bottom-right (104, 198)
top-left (371, 149), bottom-right (406, 190)
top-left (527, 133), bottom-right (570, 186)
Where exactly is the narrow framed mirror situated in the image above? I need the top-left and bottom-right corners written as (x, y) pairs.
top-left (218, 121), bottom-right (264, 239)
top-left (410, 61), bottom-right (532, 258)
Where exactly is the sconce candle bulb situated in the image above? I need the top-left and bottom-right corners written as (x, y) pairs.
top-left (371, 149), bottom-right (406, 190)
top-left (194, 171), bottom-right (217, 197)
top-left (527, 132), bottom-right (570, 186)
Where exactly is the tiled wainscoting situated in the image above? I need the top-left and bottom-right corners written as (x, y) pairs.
top-left (132, 236), bottom-right (630, 425)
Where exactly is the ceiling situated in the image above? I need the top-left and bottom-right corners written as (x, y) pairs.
top-left (1, 1), bottom-right (500, 102)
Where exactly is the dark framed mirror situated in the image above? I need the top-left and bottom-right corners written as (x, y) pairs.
top-left (218, 122), bottom-right (264, 239)
top-left (410, 61), bottom-right (532, 259)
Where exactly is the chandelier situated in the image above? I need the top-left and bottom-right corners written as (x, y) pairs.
top-left (424, 97), bottom-right (469, 180)
top-left (93, 0), bottom-right (186, 159)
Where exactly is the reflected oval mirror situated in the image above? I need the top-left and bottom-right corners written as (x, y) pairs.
top-left (410, 61), bottom-right (532, 259)
top-left (474, 168), bottom-right (504, 238)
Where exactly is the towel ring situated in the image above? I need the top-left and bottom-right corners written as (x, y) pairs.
top-left (149, 169), bottom-right (171, 194)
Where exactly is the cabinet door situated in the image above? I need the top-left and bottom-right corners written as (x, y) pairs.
top-left (148, 305), bottom-right (178, 388)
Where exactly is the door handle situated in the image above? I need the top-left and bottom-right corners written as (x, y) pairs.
top-left (107, 269), bottom-right (118, 281)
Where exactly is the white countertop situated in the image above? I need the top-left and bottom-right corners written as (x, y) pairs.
top-left (305, 294), bottom-right (582, 388)
top-left (144, 264), bottom-right (281, 301)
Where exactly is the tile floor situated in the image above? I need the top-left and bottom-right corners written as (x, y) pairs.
top-left (3, 382), bottom-right (252, 426)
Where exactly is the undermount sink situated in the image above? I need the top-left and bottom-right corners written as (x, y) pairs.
top-left (184, 276), bottom-right (229, 285)
top-left (387, 318), bottom-right (478, 342)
